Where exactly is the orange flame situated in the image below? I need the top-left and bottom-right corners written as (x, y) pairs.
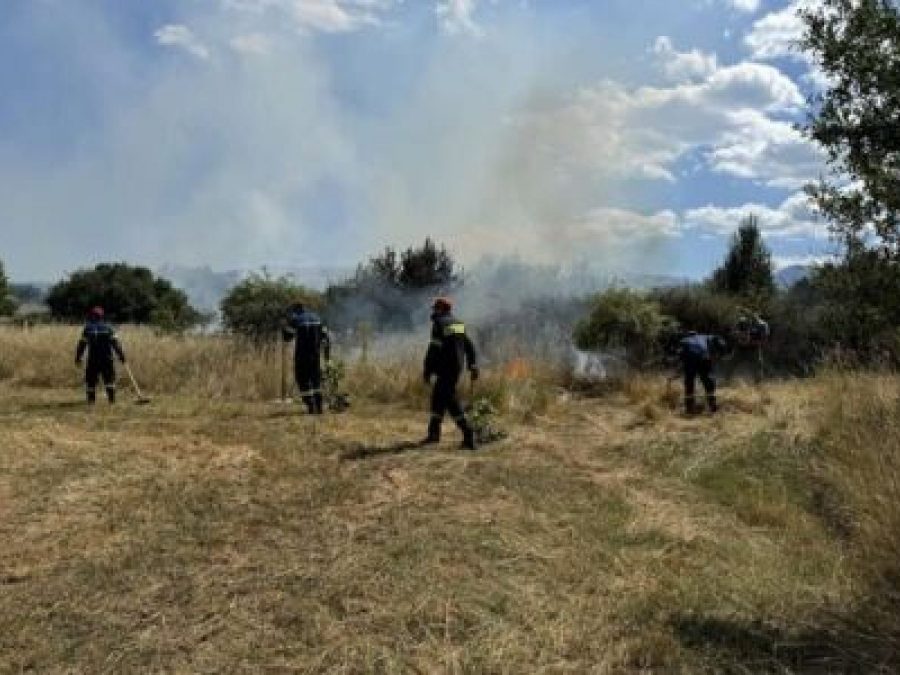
top-left (504, 358), bottom-right (532, 380)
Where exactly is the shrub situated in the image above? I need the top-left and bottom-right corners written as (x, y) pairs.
top-left (650, 285), bottom-right (742, 336)
top-left (574, 289), bottom-right (670, 366)
top-left (220, 273), bottom-right (322, 343)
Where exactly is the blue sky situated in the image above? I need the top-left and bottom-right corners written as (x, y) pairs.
top-left (0, 0), bottom-right (835, 281)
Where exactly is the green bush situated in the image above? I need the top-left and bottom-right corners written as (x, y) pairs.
top-left (650, 285), bottom-right (742, 336)
top-left (220, 273), bottom-right (322, 343)
top-left (812, 254), bottom-right (900, 366)
top-left (574, 288), bottom-right (670, 366)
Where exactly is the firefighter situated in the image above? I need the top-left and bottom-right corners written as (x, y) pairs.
top-left (282, 302), bottom-right (330, 414)
top-left (75, 306), bottom-right (126, 404)
top-left (423, 297), bottom-right (478, 450)
top-left (679, 330), bottom-right (728, 414)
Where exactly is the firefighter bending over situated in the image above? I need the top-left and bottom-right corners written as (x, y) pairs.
top-left (283, 302), bottom-right (331, 414)
top-left (424, 297), bottom-right (478, 450)
top-left (75, 306), bottom-right (126, 404)
top-left (679, 330), bottom-right (728, 414)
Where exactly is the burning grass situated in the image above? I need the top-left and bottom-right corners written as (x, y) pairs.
top-left (1, 325), bottom-right (899, 672)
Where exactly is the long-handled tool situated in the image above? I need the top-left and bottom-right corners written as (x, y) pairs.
top-left (275, 339), bottom-right (294, 404)
top-left (123, 363), bottom-right (152, 405)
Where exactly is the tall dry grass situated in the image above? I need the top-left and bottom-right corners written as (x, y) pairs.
top-left (812, 371), bottom-right (900, 665)
top-left (0, 325), bottom-right (563, 418)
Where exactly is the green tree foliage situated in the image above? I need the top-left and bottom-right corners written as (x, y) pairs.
top-left (45, 263), bottom-right (201, 330)
top-left (0, 259), bottom-right (18, 316)
top-left (220, 273), bottom-right (322, 342)
top-left (798, 0), bottom-right (900, 364)
top-left (801, 0), bottom-right (900, 258)
top-left (651, 285), bottom-right (743, 336)
top-left (812, 252), bottom-right (900, 364)
top-left (709, 214), bottom-right (775, 299)
top-left (325, 239), bottom-right (459, 331)
top-left (574, 289), bottom-right (671, 366)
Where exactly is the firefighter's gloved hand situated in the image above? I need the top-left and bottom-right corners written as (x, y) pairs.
top-left (470, 367), bottom-right (479, 381)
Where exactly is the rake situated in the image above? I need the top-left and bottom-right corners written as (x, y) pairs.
top-left (123, 363), bottom-right (152, 405)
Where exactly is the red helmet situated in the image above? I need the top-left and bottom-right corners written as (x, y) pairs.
top-left (432, 297), bottom-right (453, 313)
top-left (89, 306), bottom-right (105, 319)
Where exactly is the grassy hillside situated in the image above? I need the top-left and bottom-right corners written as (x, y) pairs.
top-left (1, 326), bottom-right (898, 672)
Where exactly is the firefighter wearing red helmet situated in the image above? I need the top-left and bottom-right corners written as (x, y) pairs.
top-left (423, 297), bottom-right (478, 449)
top-left (75, 306), bottom-right (126, 404)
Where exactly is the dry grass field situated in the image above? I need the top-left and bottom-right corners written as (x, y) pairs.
top-left (1, 326), bottom-right (899, 673)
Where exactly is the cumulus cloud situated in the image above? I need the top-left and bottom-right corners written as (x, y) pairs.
top-left (154, 24), bottom-right (211, 60)
top-left (512, 54), bottom-right (811, 187)
top-left (652, 36), bottom-right (717, 83)
top-left (684, 192), bottom-right (823, 239)
top-left (744, 0), bottom-right (809, 61)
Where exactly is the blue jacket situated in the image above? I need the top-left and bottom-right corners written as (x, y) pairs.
top-left (283, 309), bottom-right (330, 361)
top-left (679, 333), bottom-right (727, 361)
top-left (76, 320), bottom-right (126, 364)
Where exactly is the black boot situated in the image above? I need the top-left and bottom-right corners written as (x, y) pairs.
top-left (461, 428), bottom-right (477, 451)
top-left (303, 396), bottom-right (315, 414)
top-left (423, 417), bottom-right (441, 444)
top-left (87, 389), bottom-right (96, 405)
top-left (707, 395), bottom-right (718, 413)
top-left (457, 416), bottom-right (477, 450)
top-left (106, 386), bottom-right (116, 404)
top-left (314, 392), bottom-right (324, 415)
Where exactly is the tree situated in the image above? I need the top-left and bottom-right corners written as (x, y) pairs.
top-left (709, 214), bottom-right (775, 299)
top-left (45, 263), bottom-right (201, 330)
top-left (0, 259), bottom-right (18, 316)
top-left (324, 239), bottom-right (459, 331)
top-left (800, 0), bottom-right (900, 258)
top-left (220, 273), bottom-right (322, 342)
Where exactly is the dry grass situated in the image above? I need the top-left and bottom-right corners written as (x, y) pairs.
top-left (1, 326), bottom-right (898, 672)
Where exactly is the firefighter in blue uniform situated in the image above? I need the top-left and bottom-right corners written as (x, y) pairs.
top-left (283, 302), bottom-right (331, 414)
top-left (679, 330), bottom-right (728, 414)
top-left (75, 306), bottom-right (126, 404)
top-left (424, 297), bottom-right (478, 449)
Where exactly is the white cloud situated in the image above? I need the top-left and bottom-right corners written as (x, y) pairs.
top-left (744, 0), bottom-right (808, 61)
top-left (744, 1), bottom-right (836, 92)
top-left (512, 54), bottom-right (812, 188)
top-left (708, 110), bottom-right (824, 189)
top-left (652, 36), bottom-right (717, 83)
top-left (221, 0), bottom-right (396, 33)
top-left (154, 24), bottom-right (211, 60)
top-left (436, 0), bottom-right (483, 36)
top-left (726, 0), bottom-right (760, 13)
top-left (684, 192), bottom-right (824, 239)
